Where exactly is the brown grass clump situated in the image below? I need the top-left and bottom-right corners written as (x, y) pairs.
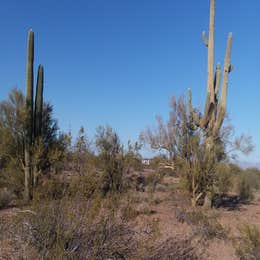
top-left (141, 236), bottom-right (200, 260)
top-left (235, 224), bottom-right (260, 260)
top-left (175, 207), bottom-right (227, 241)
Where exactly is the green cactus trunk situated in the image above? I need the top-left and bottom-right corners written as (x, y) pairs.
top-left (24, 29), bottom-right (44, 198)
top-left (187, 0), bottom-right (233, 207)
top-left (24, 29), bottom-right (34, 201)
top-left (33, 65), bottom-right (44, 187)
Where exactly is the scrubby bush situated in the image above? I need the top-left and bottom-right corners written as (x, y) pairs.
top-left (175, 208), bottom-right (227, 241)
top-left (95, 126), bottom-right (125, 195)
top-left (33, 178), bottom-right (69, 201)
top-left (146, 171), bottom-right (163, 193)
top-left (235, 224), bottom-right (260, 260)
top-left (237, 168), bottom-right (260, 192)
top-left (18, 198), bottom-right (137, 259)
top-left (69, 172), bottom-right (100, 199)
top-left (0, 188), bottom-right (14, 209)
top-left (235, 176), bottom-right (254, 202)
top-left (215, 164), bottom-right (232, 194)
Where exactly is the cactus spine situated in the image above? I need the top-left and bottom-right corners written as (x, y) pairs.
top-left (188, 0), bottom-right (233, 152)
top-left (24, 30), bottom-right (44, 200)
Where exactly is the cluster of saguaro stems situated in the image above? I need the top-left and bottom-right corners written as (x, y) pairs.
top-left (188, 0), bottom-right (233, 151)
top-left (24, 29), bottom-right (44, 201)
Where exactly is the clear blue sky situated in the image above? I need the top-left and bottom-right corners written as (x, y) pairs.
top-left (0, 0), bottom-right (260, 163)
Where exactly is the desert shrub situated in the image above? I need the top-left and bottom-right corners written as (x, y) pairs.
top-left (33, 178), bottom-right (69, 201)
top-left (95, 126), bottom-right (125, 195)
top-left (0, 188), bottom-right (14, 209)
top-left (215, 164), bottom-right (232, 194)
top-left (235, 224), bottom-right (260, 260)
top-left (124, 141), bottom-right (143, 172)
top-left (237, 168), bottom-right (260, 192)
top-left (0, 163), bottom-right (24, 198)
top-left (69, 172), bottom-right (100, 199)
top-left (235, 176), bottom-right (254, 202)
top-left (146, 172), bottom-right (163, 193)
top-left (149, 155), bottom-right (167, 169)
top-left (175, 208), bottom-right (226, 240)
top-left (18, 198), bottom-right (137, 259)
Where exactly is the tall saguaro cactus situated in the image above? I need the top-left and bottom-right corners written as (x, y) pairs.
top-left (188, 0), bottom-right (233, 152)
top-left (24, 29), bottom-right (34, 201)
top-left (24, 29), bottom-right (44, 200)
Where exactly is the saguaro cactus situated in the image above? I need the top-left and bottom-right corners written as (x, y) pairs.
top-left (24, 29), bottom-right (34, 201)
top-left (24, 30), bottom-right (44, 200)
top-left (188, 0), bottom-right (233, 152)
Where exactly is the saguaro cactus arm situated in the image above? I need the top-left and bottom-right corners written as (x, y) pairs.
top-left (34, 65), bottom-right (44, 138)
top-left (202, 31), bottom-right (209, 47)
top-left (214, 33), bottom-right (233, 135)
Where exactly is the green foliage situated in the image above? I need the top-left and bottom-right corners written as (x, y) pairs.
top-left (72, 126), bottom-right (91, 175)
top-left (235, 176), bottom-right (254, 202)
top-left (124, 140), bottom-right (143, 172)
top-left (235, 224), bottom-right (260, 260)
top-left (0, 89), bottom-right (65, 196)
top-left (69, 173), bottom-right (100, 199)
top-left (240, 168), bottom-right (260, 191)
top-left (215, 163), bottom-right (232, 194)
top-left (95, 125), bottom-right (124, 195)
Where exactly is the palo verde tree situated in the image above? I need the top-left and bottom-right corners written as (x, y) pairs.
top-left (0, 89), bottom-right (64, 198)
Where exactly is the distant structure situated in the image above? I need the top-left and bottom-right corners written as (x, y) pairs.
top-left (142, 158), bottom-right (151, 166)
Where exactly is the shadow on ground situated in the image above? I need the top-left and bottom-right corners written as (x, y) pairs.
top-left (212, 194), bottom-right (250, 211)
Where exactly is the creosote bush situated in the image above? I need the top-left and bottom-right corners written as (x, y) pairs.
top-left (18, 197), bottom-right (138, 259)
